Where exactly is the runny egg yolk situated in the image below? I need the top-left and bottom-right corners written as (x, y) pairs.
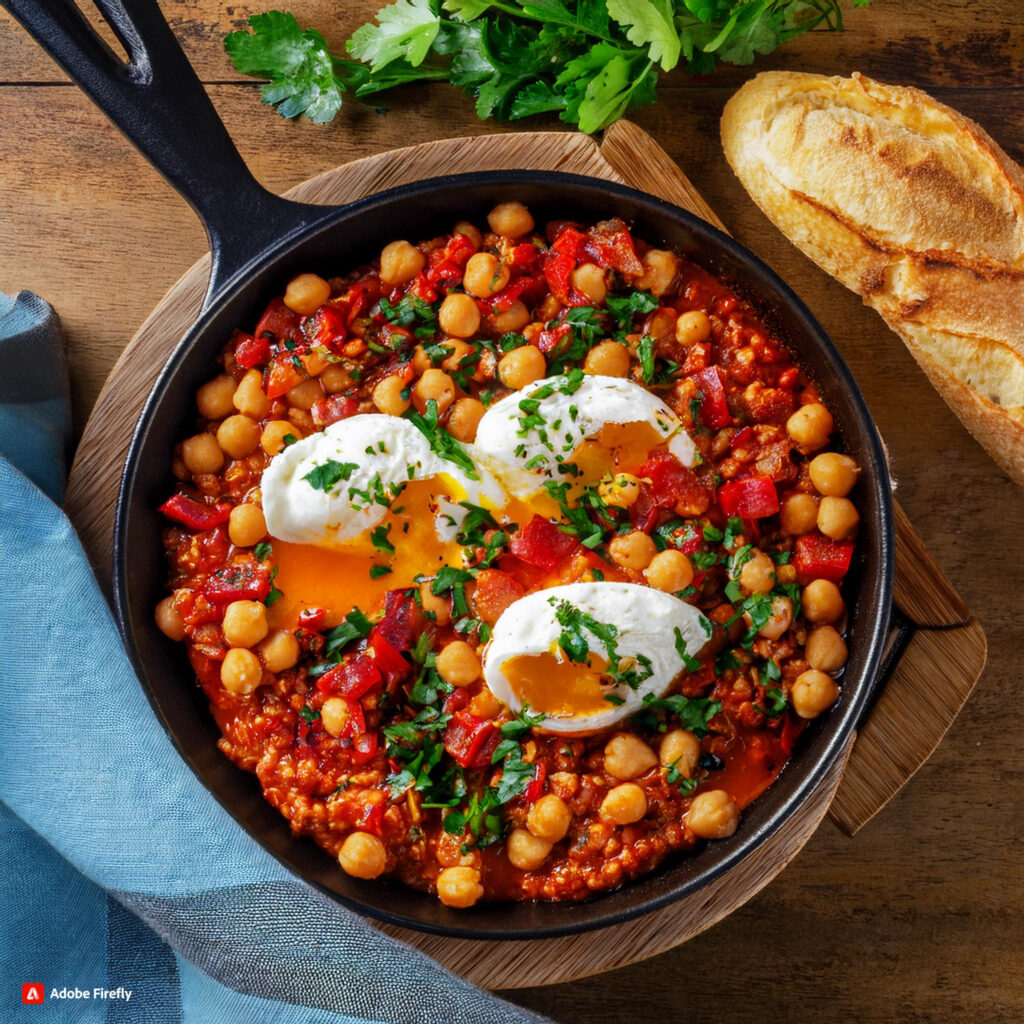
top-left (499, 650), bottom-right (613, 719)
top-left (266, 477), bottom-right (467, 631)
top-left (568, 422), bottom-right (664, 487)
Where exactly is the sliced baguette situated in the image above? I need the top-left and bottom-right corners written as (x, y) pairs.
top-left (721, 70), bottom-right (1024, 486)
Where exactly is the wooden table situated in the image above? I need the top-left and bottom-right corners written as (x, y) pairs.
top-left (2, 2), bottom-right (1022, 1020)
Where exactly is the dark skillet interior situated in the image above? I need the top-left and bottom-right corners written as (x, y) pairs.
top-left (115, 172), bottom-right (893, 939)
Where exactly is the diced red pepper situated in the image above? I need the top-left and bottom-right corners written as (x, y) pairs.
top-left (254, 297), bottom-right (302, 347)
top-left (730, 426), bottom-right (754, 450)
top-left (581, 225), bottom-right (643, 276)
top-left (263, 353), bottom-right (306, 400)
top-left (160, 494), bottom-right (232, 531)
top-left (525, 762), bottom-right (546, 802)
top-left (316, 654), bottom-right (382, 698)
top-left (682, 341), bottom-right (712, 376)
top-left (377, 591), bottom-right (417, 652)
top-left (478, 276), bottom-right (533, 314)
top-left (471, 568), bottom-right (527, 624)
top-left (793, 532), bottom-right (854, 582)
top-left (692, 366), bottom-right (733, 429)
top-left (537, 321), bottom-right (572, 353)
top-left (233, 330), bottom-right (271, 370)
top-left (298, 607), bottom-right (328, 631)
top-left (641, 452), bottom-right (693, 507)
top-left (443, 688), bottom-right (471, 715)
top-left (311, 394), bottom-right (358, 429)
top-left (349, 731), bottom-right (380, 767)
top-left (337, 282), bottom-right (369, 327)
top-left (507, 242), bottom-right (540, 271)
top-left (305, 305), bottom-right (348, 349)
top-left (629, 484), bottom-right (660, 533)
top-left (444, 711), bottom-right (499, 769)
top-left (369, 629), bottom-right (409, 685)
top-left (544, 250), bottom-right (576, 304)
top-left (778, 366), bottom-right (800, 389)
top-left (343, 698), bottom-right (366, 739)
top-left (203, 562), bottom-right (271, 603)
top-left (404, 272), bottom-right (439, 304)
top-left (779, 711), bottom-right (805, 756)
top-left (510, 515), bottom-right (580, 571)
top-left (552, 226), bottom-right (586, 259)
top-left (356, 794), bottom-right (385, 833)
top-left (717, 475), bottom-right (779, 519)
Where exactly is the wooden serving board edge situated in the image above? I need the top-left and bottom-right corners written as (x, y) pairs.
top-left (62, 122), bottom-right (986, 986)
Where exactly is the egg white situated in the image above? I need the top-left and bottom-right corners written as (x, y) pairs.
top-left (262, 415), bottom-right (502, 547)
top-left (483, 582), bottom-right (712, 734)
top-left (472, 374), bottom-right (697, 499)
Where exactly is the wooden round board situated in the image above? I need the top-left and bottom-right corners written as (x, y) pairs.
top-left (64, 122), bottom-right (985, 988)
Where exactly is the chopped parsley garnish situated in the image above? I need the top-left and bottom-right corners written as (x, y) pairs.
top-left (673, 627), bottom-right (703, 673)
top-left (665, 757), bottom-right (700, 796)
top-left (632, 692), bottom-right (722, 736)
top-left (321, 607), bottom-right (373, 662)
top-left (550, 598), bottom-right (653, 690)
top-left (297, 705), bottom-right (320, 724)
top-left (605, 290), bottom-right (658, 333)
top-left (302, 459), bottom-right (358, 493)
top-left (264, 565), bottom-right (283, 606)
top-left (379, 294), bottom-right (438, 338)
top-left (637, 334), bottom-right (656, 384)
top-left (405, 399), bottom-right (479, 480)
top-left (253, 541), bottom-right (272, 561)
top-left (370, 523), bottom-right (395, 553)
top-left (369, 564), bottom-right (392, 579)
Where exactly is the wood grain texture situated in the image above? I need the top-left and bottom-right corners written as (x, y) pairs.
top-left (3, 2), bottom-right (1022, 1019)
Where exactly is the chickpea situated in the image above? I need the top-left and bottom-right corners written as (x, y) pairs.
top-left (803, 579), bottom-right (845, 624)
top-left (197, 374), bottom-right (237, 420)
top-left (438, 292), bottom-right (481, 339)
top-left (320, 696), bottom-right (351, 738)
top-left (571, 263), bottom-right (607, 304)
top-left (634, 249), bottom-right (679, 296)
top-left (608, 531), bottom-right (657, 570)
top-left (447, 397), bottom-right (486, 443)
top-left (222, 600), bottom-right (269, 648)
top-left (258, 629), bottom-right (301, 673)
top-left (261, 419), bottom-right (299, 456)
top-left (454, 220), bottom-right (483, 248)
top-left (155, 595), bottom-right (185, 641)
top-left (526, 794), bottom-right (572, 843)
top-left (286, 377), bottom-right (324, 411)
top-left (412, 368), bottom-right (456, 415)
top-left (379, 240), bottom-right (426, 286)
top-left (659, 729), bottom-right (700, 776)
top-left (498, 345), bottom-right (546, 390)
top-left (817, 496), bottom-right (860, 540)
top-left (320, 364), bottom-right (352, 393)
top-left (600, 783), bottom-right (648, 825)
top-left (232, 368), bottom-right (272, 419)
top-left (806, 625), bottom-right (848, 672)
top-left (780, 492), bottom-right (819, 535)
top-left (686, 790), bottom-right (740, 839)
top-left (598, 472), bottom-right (640, 508)
top-left (463, 252), bottom-right (510, 298)
top-left (228, 503), bottom-right (267, 547)
top-left (809, 452), bottom-right (860, 497)
top-left (756, 595), bottom-right (793, 640)
top-left (411, 345), bottom-right (433, 376)
top-left (221, 648), bottom-right (263, 695)
top-left (283, 272), bottom-right (331, 316)
top-left (487, 201), bottom-right (534, 238)
top-left (338, 831), bottom-right (387, 879)
top-left (372, 374), bottom-right (411, 417)
top-left (507, 827), bottom-right (553, 871)
top-left (489, 299), bottom-right (530, 334)
top-left (791, 669), bottom-right (840, 719)
top-left (644, 549), bottom-right (694, 593)
top-left (437, 865), bottom-right (484, 908)
top-left (440, 339), bottom-right (474, 373)
top-left (786, 402), bottom-right (833, 451)
top-left (418, 582), bottom-right (451, 626)
top-left (538, 294), bottom-right (561, 321)
top-left (604, 734), bottom-right (658, 781)
top-left (739, 549), bottom-right (776, 595)
top-left (181, 432), bottom-right (224, 475)
top-left (675, 310), bottom-right (712, 347)
top-left (583, 340), bottom-right (630, 377)
top-left (216, 415), bottom-right (260, 459)
top-left (436, 640), bottom-right (481, 687)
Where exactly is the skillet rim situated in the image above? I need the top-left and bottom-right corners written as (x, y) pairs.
top-left (113, 170), bottom-right (894, 940)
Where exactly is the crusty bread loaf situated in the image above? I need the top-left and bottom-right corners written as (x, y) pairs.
top-left (721, 70), bottom-right (1024, 486)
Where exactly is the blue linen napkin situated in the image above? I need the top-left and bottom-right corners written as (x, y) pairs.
top-left (0, 291), bottom-right (550, 1024)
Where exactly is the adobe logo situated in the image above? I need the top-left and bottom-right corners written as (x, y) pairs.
top-left (22, 984), bottom-right (45, 1004)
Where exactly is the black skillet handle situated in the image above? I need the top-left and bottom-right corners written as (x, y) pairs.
top-left (3, 0), bottom-right (327, 305)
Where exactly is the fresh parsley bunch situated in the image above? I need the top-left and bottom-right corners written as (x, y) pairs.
top-left (225, 0), bottom-right (869, 132)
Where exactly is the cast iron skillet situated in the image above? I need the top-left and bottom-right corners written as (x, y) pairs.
top-left (9, 0), bottom-right (893, 938)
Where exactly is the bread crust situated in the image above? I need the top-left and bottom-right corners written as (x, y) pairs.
top-left (721, 70), bottom-right (1024, 486)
